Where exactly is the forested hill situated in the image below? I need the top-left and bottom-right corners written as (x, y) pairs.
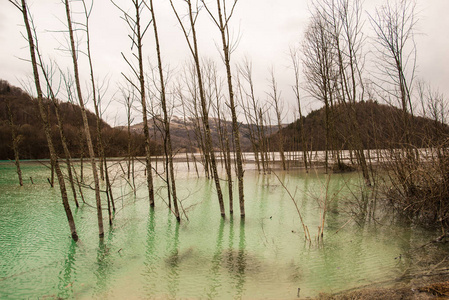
top-left (0, 80), bottom-right (156, 160)
top-left (274, 100), bottom-right (449, 151)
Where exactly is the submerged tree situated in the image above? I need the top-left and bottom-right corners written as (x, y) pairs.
top-left (6, 95), bottom-right (23, 186)
top-left (268, 68), bottom-right (286, 171)
top-left (10, 0), bottom-right (78, 241)
top-left (64, 0), bottom-right (104, 238)
top-left (170, 0), bottom-right (225, 217)
top-left (206, 60), bottom-right (234, 214)
top-left (79, 0), bottom-right (115, 224)
top-left (34, 53), bottom-right (80, 208)
top-left (316, 0), bottom-right (372, 184)
top-left (302, 9), bottom-right (337, 173)
top-left (119, 83), bottom-right (137, 193)
top-left (332, 0), bottom-right (372, 185)
top-left (369, 0), bottom-right (417, 147)
top-left (290, 46), bottom-right (308, 172)
top-left (201, 0), bottom-right (245, 217)
top-left (112, 0), bottom-right (156, 208)
top-left (238, 59), bottom-right (270, 174)
top-left (147, 0), bottom-right (181, 221)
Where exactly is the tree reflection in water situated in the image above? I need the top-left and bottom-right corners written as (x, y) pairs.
top-left (206, 217), bottom-right (225, 298)
top-left (143, 207), bottom-right (157, 297)
top-left (94, 230), bottom-right (115, 297)
top-left (57, 240), bottom-right (77, 299)
top-left (236, 218), bottom-right (246, 298)
top-left (167, 218), bottom-right (180, 298)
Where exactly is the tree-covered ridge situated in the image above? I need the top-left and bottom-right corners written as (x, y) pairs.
top-left (0, 80), bottom-right (160, 160)
top-left (276, 100), bottom-right (449, 151)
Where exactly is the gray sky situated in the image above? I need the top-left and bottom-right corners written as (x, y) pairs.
top-left (1, 0), bottom-right (448, 126)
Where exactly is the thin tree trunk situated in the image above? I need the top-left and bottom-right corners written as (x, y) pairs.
top-left (170, 0), bottom-right (225, 217)
top-left (135, 1), bottom-right (155, 207)
top-left (33, 43), bottom-right (80, 207)
top-left (149, 0), bottom-right (180, 221)
top-left (259, 108), bottom-right (269, 173)
top-left (64, 0), bottom-right (104, 238)
top-left (269, 70), bottom-right (287, 171)
top-left (51, 100), bottom-right (79, 207)
top-left (290, 47), bottom-right (308, 172)
top-left (204, 0), bottom-right (245, 216)
top-left (47, 103), bottom-right (55, 187)
top-left (214, 79), bottom-right (234, 214)
top-left (15, 0), bottom-right (78, 241)
top-left (82, 0), bottom-right (115, 219)
top-left (6, 98), bottom-right (23, 186)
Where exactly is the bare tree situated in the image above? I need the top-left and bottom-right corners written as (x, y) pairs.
top-left (290, 46), bottom-right (308, 172)
top-left (259, 105), bottom-right (271, 173)
top-left (177, 81), bottom-right (200, 177)
top-left (60, 72), bottom-right (87, 204)
top-left (238, 59), bottom-right (261, 173)
top-left (119, 83), bottom-right (137, 192)
top-left (238, 75), bottom-right (260, 172)
top-left (206, 60), bottom-right (234, 214)
top-left (316, 0), bottom-right (372, 184)
top-left (369, 0), bottom-right (417, 147)
top-left (112, 0), bottom-right (156, 207)
top-left (170, 0), bottom-right (225, 217)
top-left (335, 0), bottom-right (371, 184)
top-left (64, 0), bottom-right (104, 237)
top-left (302, 10), bottom-right (337, 173)
top-left (79, 0), bottom-right (115, 224)
top-left (201, 0), bottom-right (245, 217)
top-left (267, 67), bottom-right (287, 170)
top-left (238, 58), bottom-right (271, 174)
top-left (10, 0), bottom-right (78, 241)
top-left (34, 53), bottom-right (80, 208)
top-left (147, 0), bottom-right (181, 221)
top-left (6, 96), bottom-right (23, 186)
top-left (179, 63), bottom-right (209, 177)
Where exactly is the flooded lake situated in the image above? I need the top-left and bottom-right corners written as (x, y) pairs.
top-left (0, 159), bottom-right (447, 299)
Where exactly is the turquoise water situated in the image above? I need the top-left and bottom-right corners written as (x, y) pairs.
top-left (0, 160), bottom-right (445, 299)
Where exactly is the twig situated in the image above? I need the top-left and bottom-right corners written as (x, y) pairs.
top-left (272, 170), bottom-right (310, 241)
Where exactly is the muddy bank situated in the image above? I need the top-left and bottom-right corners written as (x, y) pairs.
top-left (306, 234), bottom-right (449, 300)
top-left (315, 245), bottom-right (449, 299)
top-left (317, 279), bottom-right (449, 299)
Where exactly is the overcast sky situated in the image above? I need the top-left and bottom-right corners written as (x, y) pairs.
top-left (1, 0), bottom-right (448, 126)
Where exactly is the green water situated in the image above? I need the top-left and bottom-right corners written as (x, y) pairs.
top-left (0, 160), bottom-right (445, 299)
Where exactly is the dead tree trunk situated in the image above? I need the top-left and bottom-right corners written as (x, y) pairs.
top-left (202, 0), bottom-right (245, 217)
top-left (11, 0), bottom-right (78, 241)
top-left (170, 0), bottom-right (225, 217)
top-left (370, 0), bottom-right (417, 157)
top-left (269, 68), bottom-right (287, 170)
top-left (211, 66), bottom-right (234, 214)
top-left (238, 60), bottom-right (263, 173)
top-left (6, 97), bottom-right (23, 186)
top-left (47, 103), bottom-right (55, 187)
top-left (81, 0), bottom-right (115, 219)
top-left (148, 0), bottom-right (180, 221)
top-left (290, 47), bottom-right (308, 172)
top-left (37, 63), bottom-right (80, 208)
top-left (112, 0), bottom-right (155, 207)
top-left (64, 0), bottom-right (104, 238)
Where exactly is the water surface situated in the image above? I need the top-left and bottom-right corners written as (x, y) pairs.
top-left (0, 160), bottom-right (445, 299)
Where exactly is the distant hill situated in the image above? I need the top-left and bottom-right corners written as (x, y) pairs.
top-left (273, 100), bottom-right (449, 151)
top-left (125, 116), bottom-right (278, 153)
top-left (0, 80), bottom-right (160, 160)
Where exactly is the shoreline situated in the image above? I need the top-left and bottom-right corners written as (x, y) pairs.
top-left (316, 276), bottom-right (449, 299)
